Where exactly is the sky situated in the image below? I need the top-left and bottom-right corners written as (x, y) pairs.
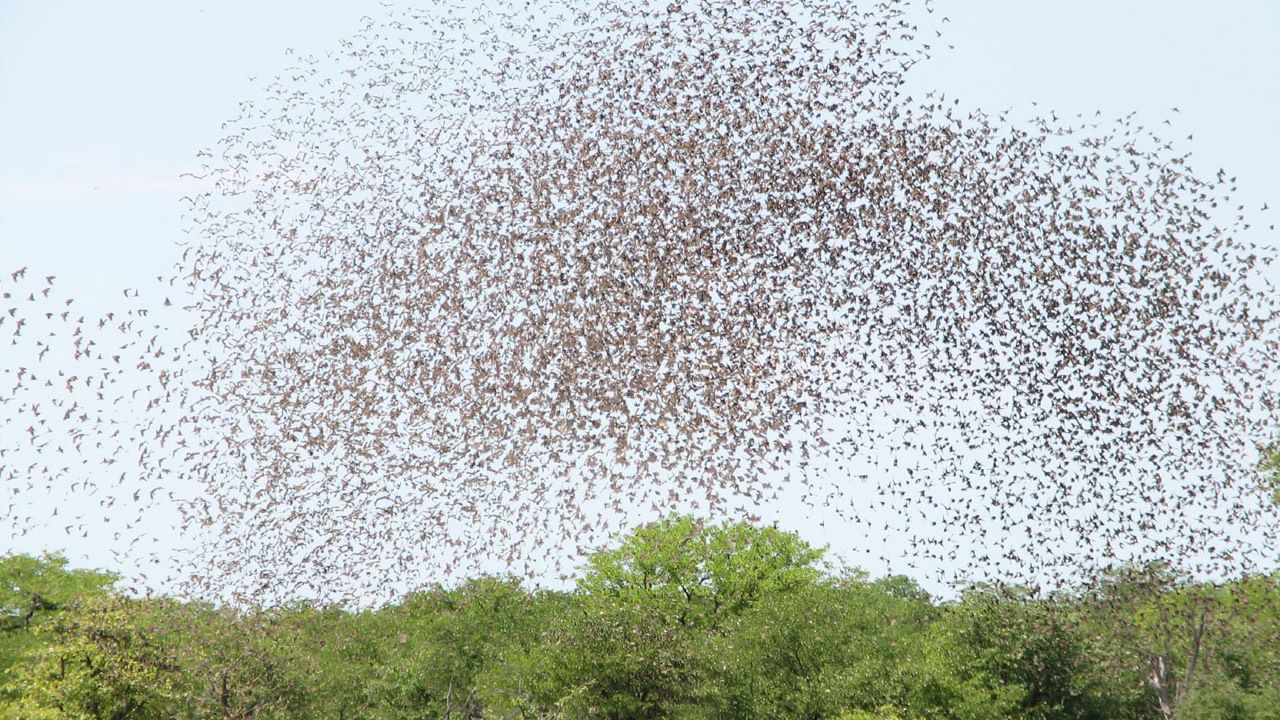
top-left (1, 0), bottom-right (1278, 592)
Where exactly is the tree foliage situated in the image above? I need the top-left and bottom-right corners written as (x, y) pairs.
top-left (0, 554), bottom-right (117, 713)
top-left (5, 521), bottom-right (1280, 719)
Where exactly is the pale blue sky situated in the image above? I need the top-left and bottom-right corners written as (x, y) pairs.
top-left (1, 1), bottom-right (1278, 590)
top-left (2, 1), bottom-right (1276, 297)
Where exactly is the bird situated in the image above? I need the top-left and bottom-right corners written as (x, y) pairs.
top-left (1, 0), bottom-right (1276, 613)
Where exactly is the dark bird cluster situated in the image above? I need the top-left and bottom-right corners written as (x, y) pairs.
top-left (1, 0), bottom-right (1278, 605)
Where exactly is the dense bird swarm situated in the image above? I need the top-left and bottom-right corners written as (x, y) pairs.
top-left (2, 0), bottom-right (1278, 604)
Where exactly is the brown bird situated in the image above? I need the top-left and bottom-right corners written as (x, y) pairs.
top-left (1, 0), bottom-right (1277, 615)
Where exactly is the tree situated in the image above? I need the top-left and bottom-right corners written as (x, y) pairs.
top-left (0, 554), bottom-right (118, 634)
top-left (7, 595), bottom-right (316, 720)
top-left (6, 597), bottom-right (186, 720)
top-left (949, 585), bottom-right (1152, 720)
top-left (577, 515), bottom-right (825, 630)
top-left (172, 604), bottom-right (312, 720)
top-left (531, 516), bottom-right (824, 719)
top-left (257, 602), bottom-right (382, 720)
top-left (1261, 440), bottom-right (1280, 506)
top-left (701, 573), bottom-right (946, 720)
top-left (0, 554), bottom-right (117, 713)
top-left (10, 528), bottom-right (1276, 719)
top-left (365, 576), bottom-right (553, 720)
top-left (1080, 565), bottom-right (1280, 720)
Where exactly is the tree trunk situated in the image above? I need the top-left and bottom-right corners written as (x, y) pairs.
top-left (1148, 654), bottom-right (1175, 720)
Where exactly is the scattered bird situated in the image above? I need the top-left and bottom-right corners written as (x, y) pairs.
top-left (0, 0), bottom-right (1277, 611)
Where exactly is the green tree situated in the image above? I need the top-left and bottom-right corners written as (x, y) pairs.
top-left (701, 573), bottom-right (942, 720)
top-left (260, 602), bottom-right (381, 720)
top-left (532, 515), bottom-right (825, 720)
top-left (366, 576), bottom-right (553, 720)
top-left (1262, 440), bottom-right (1280, 506)
top-left (173, 604), bottom-right (312, 720)
top-left (6, 597), bottom-right (185, 720)
top-left (0, 554), bottom-right (117, 713)
top-left (950, 585), bottom-right (1152, 720)
top-left (1082, 565), bottom-right (1280, 720)
top-left (7, 596), bottom-right (313, 720)
top-left (577, 515), bottom-right (825, 631)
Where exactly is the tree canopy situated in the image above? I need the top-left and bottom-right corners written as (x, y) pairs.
top-left (3, 522), bottom-right (1279, 719)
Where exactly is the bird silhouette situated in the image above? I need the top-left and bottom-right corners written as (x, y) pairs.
top-left (1, 0), bottom-right (1277, 611)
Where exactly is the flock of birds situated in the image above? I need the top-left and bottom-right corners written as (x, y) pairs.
top-left (2, 0), bottom-right (1279, 606)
